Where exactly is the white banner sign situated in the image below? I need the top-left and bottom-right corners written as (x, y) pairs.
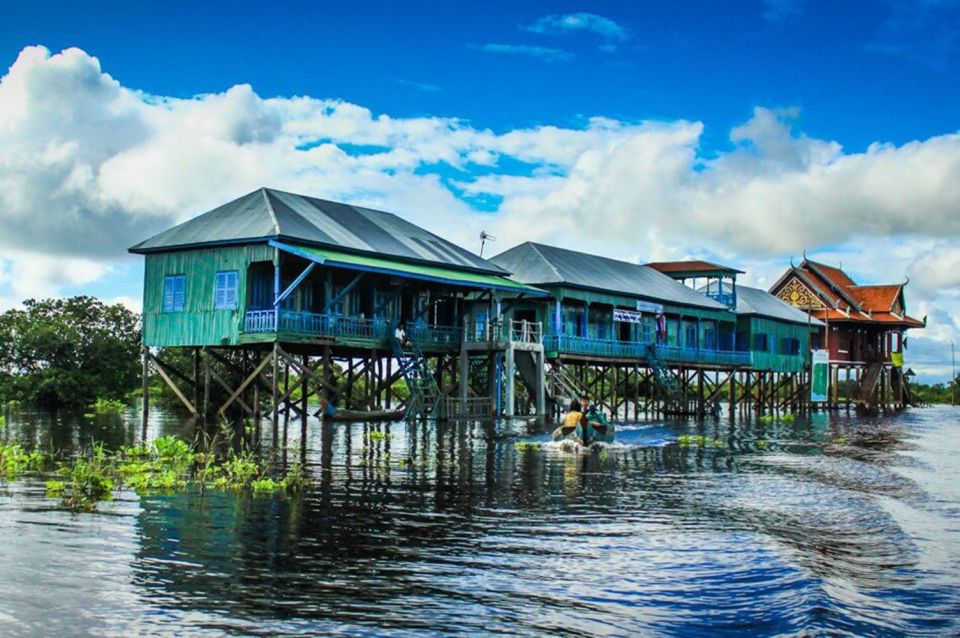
top-left (635, 300), bottom-right (663, 314)
top-left (614, 308), bottom-right (643, 323)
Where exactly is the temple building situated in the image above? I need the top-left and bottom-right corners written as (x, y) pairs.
top-left (769, 258), bottom-right (924, 408)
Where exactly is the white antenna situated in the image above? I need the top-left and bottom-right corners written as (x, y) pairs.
top-left (479, 231), bottom-right (496, 257)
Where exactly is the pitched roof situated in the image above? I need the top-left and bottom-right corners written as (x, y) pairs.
top-left (646, 260), bottom-right (744, 275)
top-left (849, 285), bottom-right (901, 312)
top-left (735, 286), bottom-right (824, 326)
top-left (769, 259), bottom-right (924, 328)
top-left (129, 187), bottom-right (507, 275)
top-left (490, 242), bottom-right (730, 311)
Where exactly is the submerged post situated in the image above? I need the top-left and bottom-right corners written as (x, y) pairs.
top-left (141, 347), bottom-right (150, 442)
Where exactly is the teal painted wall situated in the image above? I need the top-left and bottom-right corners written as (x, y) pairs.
top-left (143, 244), bottom-right (274, 347)
top-left (738, 316), bottom-right (814, 372)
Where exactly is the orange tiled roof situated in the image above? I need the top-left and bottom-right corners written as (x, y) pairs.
top-left (646, 260), bottom-right (744, 274)
top-left (773, 259), bottom-right (924, 329)
top-left (849, 285), bottom-right (900, 312)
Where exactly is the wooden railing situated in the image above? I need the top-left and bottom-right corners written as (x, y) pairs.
top-left (543, 334), bottom-right (650, 358)
top-left (244, 309), bottom-right (460, 346)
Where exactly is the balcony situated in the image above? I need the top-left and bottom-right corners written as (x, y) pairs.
top-left (655, 344), bottom-right (750, 366)
top-left (243, 309), bottom-right (460, 348)
top-left (543, 334), bottom-right (651, 358)
top-left (465, 319), bottom-right (542, 344)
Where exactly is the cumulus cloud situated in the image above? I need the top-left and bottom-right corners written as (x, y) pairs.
top-left (525, 12), bottom-right (628, 42)
top-left (1, 45), bottom-right (959, 379)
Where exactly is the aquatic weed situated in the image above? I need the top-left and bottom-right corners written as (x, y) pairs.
top-left (514, 441), bottom-right (542, 452)
top-left (0, 442), bottom-right (45, 479)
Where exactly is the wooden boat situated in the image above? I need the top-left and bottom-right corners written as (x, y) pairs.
top-left (319, 399), bottom-right (406, 422)
top-left (551, 408), bottom-right (616, 445)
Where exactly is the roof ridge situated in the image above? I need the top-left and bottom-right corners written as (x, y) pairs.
top-left (527, 242), bottom-right (565, 282)
top-left (261, 187), bottom-right (280, 235)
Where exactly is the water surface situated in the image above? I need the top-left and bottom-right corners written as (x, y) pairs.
top-left (1, 405), bottom-right (958, 636)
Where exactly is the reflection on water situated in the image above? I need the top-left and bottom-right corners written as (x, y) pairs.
top-left (1, 406), bottom-right (960, 636)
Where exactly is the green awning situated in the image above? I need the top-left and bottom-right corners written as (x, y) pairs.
top-left (271, 241), bottom-right (545, 295)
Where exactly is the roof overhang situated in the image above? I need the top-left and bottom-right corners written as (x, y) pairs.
top-left (272, 240), bottom-right (546, 295)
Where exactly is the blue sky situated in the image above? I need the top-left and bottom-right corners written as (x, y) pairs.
top-left (0, 0), bottom-right (958, 381)
top-left (2, 0), bottom-right (956, 150)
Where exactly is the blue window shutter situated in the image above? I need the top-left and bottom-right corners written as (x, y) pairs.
top-left (162, 277), bottom-right (174, 312)
top-left (174, 275), bottom-right (185, 311)
top-left (214, 272), bottom-right (226, 308)
top-left (226, 271), bottom-right (237, 308)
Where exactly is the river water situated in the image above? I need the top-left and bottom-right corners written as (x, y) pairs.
top-left (1, 405), bottom-right (958, 636)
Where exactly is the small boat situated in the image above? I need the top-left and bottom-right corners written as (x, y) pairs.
top-left (319, 399), bottom-right (406, 422)
top-left (551, 407), bottom-right (615, 445)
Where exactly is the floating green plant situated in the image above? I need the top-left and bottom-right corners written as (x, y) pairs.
top-left (832, 436), bottom-right (847, 445)
top-left (758, 415), bottom-right (776, 424)
top-left (781, 413), bottom-right (796, 424)
top-left (89, 398), bottom-right (127, 414)
top-left (676, 434), bottom-right (725, 448)
top-left (756, 440), bottom-right (768, 450)
top-left (514, 441), bottom-right (542, 451)
top-left (0, 442), bottom-right (45, 479)
top-left (365, 430), bottom-right (392, 443)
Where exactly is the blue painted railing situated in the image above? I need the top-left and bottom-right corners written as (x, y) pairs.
top-left (543, 334), bottom-right (650, 358)
top-left (656, 344), bottom-right (750, 366)
top-left (542, 332), bottom-right (750, 366)
top-left (244, 309), bottom-right (461, 346)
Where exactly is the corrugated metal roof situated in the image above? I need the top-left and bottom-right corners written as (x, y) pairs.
top-left (490, 242), bottom-right (730, 311)
top-left (129, 187), bottom-right (507, 275)
top-left (736, 286), bottom-right (825, 326)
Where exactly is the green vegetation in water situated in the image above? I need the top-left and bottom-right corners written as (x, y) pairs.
top-left (89, 398), bottom-right (127, 414)
top-left (365, 430), bottom-right (393, 443)
top-left (756, 440), bottom-right (768, 450)
top-left (758, 415), bottom-right (775, 424)
top-left (676, 434), bottom-right (725, 448)
top-left (0, 442), bottom-right (45, 479)
top-left (514, 441), bottom-right (542, 451)
top-left (832, 436), bottom-right (847, 445)
top-left (3, 435), bottom-right (307, 511)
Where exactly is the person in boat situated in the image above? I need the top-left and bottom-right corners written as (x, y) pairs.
top-left (394, 321), bottom-right (409, 348)
top-left (552, 399), bottom-right (586, 441)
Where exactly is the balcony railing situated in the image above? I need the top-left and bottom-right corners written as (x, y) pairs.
top-left (465, 319), bottom-right (542, 344)
top-left (543, 334), bottom-right (650, 358)
top-left (244, 309), bottom-right (460, 346)
top-left (656, 344), bottom-right (750, 366)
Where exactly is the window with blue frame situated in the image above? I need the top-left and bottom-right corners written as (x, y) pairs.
top-left (753, 333), bottom-right (768, 351)
top-left (214, 271), bottom-right (239, 310)
top-left (162, 275), bottom-right (186, 312)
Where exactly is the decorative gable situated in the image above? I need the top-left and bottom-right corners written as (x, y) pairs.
top-left (776, 277), bottom-right (824, 309)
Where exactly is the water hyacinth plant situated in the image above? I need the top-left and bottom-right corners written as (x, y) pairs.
top-left (0, 434), bottom-right (310, 511)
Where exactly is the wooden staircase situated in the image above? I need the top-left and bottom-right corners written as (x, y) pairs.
top-left (855, 361), bottom-right (884, 410)
top-left (392, 336), bottom-right (441, 420)
top-left (645, 344), bottom-right (685, 413)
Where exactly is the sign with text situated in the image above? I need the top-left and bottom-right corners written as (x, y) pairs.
top-left (810, 349), bottom-right (829, 402)
top-left (613, 308), bottom-right (643, 323)
top-left (635, 300), bottom-right (663, 314)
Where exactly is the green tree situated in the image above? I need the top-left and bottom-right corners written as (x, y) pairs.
top-left (0, 296), bottom-right (141, 408)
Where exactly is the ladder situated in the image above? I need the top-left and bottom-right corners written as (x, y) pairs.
top-left (547, 362), bottom-right (583, 407)
top-left (856, 361), bottom-right (884, 409)
top-left (645, 344), bottom-right (685, 413)
top-left (392, 336), bottom-right (442, 420)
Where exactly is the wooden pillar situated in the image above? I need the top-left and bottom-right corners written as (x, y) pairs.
top-left (203, 348), bottom-right (211, 426)
top-left (193, 348), bottom-right (201, 417)
top-left (696, 368), bottom-right (704, 418)
top-left (271, 342), bottom-right (280, 444)
top-left (141, 348), bottom-right (150, 442)
top-left (301, 354), bottom-right (309, 446)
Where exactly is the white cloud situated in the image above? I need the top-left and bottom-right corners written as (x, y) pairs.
top-left (1, 45), bottom-right (959, 380)
top-left (475, 44), bottom-right (573, 62)
top-left (525, 12), bottom-right (628, 42)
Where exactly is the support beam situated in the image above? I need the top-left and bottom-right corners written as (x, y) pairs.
top-left (274, 262), bottom-right (316, 307)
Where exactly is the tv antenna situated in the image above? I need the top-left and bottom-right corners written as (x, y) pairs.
top-left (479, 231), bottom-right (496, 257)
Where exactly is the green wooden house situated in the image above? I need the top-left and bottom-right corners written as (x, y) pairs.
top-left (733, 285), bottom-right (824, 372)
top-left (129, 188), bottom-right (538, 353)
top-left (489, 242), bottom-right (746, 366)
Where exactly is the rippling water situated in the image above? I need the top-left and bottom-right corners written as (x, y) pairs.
top-left (1, 405), bottom-right (959, 636)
